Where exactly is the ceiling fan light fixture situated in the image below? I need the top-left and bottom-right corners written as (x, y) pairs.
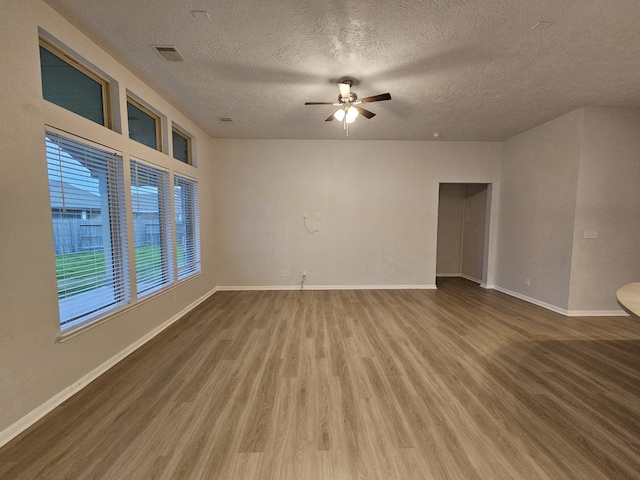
top-left (306, 79), bottom-right (390, 131)
top-left (333, 108), bottom-right (346, 121)
top-left (346, 106), bottom-right (359, 124)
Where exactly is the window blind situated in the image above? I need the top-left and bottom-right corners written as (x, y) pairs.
top-left (46, 132), bottom-right (130, 329)
top-left (174, 175), bottom-right (201, 279)
top-left (130, 159), bottom-right (173, 296)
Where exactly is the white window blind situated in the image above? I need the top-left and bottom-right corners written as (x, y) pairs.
top-left (130, 159), bottom-right (173, 296)
top-left (174, 175), bottom-right (201, 279)
top-left (46, 131), bottom-right (130, 329)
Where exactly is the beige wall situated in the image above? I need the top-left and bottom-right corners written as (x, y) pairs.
top-left (0, 0), bottom-right (216, 436)
top-left (568, 107), bottom-right (640, 312)
top-left (212, 140), bottom-right (501, 288)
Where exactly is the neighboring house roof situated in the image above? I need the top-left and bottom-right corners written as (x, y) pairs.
top-left (48, 179), bottom-right (101, 211)
top-left (49, 180), bottom-right (159, 214)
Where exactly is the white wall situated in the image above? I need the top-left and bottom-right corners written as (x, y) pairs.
top-left (0, 0), bottom-right (216, 438)
top-left (212, 139), bottom-right (501, 288)
top-left (568, 107), bottom-right (640, 312)
top-left (496, 109), bottom-right (583, 309)
top-left (436, 184), bottom-right (465, 275)
top-left (461, 184), bottom-right (488, 283)
top-left (497, 106), bottom-right (640, 313)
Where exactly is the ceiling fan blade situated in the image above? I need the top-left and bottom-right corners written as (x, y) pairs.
top-left (325, 114), bottom-right (336, 122)
top-left (355, 106), bottom-right (376, 119)
top-left (359, 93), bottom-right (392, 103)
top-left (338, 82), bottom-right (351, 99)
top-left (305, 101), bottom-right (335, 105)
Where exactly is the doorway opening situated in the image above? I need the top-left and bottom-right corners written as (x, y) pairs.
top-left (436, 183), bottom-right (491, 287)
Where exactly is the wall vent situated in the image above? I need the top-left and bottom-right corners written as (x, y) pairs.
top-left (219, 117), bottom-right (234, 123)
top-left (152, 45), bottom-right (184, 62)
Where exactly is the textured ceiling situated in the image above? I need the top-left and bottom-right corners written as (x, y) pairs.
top-left (45, 0), bottom-right (640, 141)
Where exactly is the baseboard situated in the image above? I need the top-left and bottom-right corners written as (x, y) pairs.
top-left (0, 287), bottom-right (219, 450)
top-left (217, 284), bottom-right (437, 291)
top-left (437, 273), bottom-right (491, 289)
top-left (460, 274), bottom-right (482, 284)
top-left (437, 273), bottom-right (484, 285)
top-left (491, 286), bottom-right (628, 317)
top-left (564, 309), bottom-right (629, 317)
top-left (491, 286), bottom-right (568, 315)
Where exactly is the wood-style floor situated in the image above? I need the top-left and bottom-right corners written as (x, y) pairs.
top-left (1, 278), bottom-right (639, 479)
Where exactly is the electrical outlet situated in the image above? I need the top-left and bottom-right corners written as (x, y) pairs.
top-left (407, 269), bottom-right (412, 276)
top-left (525, 278), bottom-right (531, 286)
top-left (390, 269), bottom-right (396, 276)
top-left (316, 212), bottom-right (321, 219)
top-left (281, 270), bottom-right (289, 277)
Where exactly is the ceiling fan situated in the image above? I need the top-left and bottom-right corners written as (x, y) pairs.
top-left (304, 79), bottom-right (391, 131)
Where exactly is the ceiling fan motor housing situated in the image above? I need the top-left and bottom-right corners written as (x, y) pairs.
top-left (339, 92), bottom-right (357, 104)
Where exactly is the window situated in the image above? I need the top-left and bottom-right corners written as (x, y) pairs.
top-left (174, 175), bottom-right (201, 279)
top-left (39, 39), bottom-right (110, 127)
top-left (127, 97), bottom-right (161, 150)
top-left (130, 160), bottom-right (173, 296)
top-left (172, 127), bottom-right (191, 164)
top-left (46, 131), bottom-right (129, 330)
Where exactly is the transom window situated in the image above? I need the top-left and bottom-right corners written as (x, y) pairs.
top-left (39, 38), bottom-right (110, 127)
top-left (127, 97), bottom-right (161, 151)
top-left (172, 126), bottom-right (191, 164)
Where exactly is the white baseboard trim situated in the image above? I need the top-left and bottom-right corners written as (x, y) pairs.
top-left (491, 286), bottom-right (628, 317)
top-left (437, 273), bottom-right (485, 285)
top-left (437, 274), bottom-right (491, 289)
top-left (217, 284), bottom-right (437, 291)
top-left (565, 309), bottom-right (629, 317)
top-left (0, 287), bottom-right (219, 450)
top-left (492, 286), bottom-right (568, 315)
top-left (460, 274), bottom-right (482, 284)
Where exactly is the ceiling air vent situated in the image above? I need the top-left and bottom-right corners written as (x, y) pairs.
top-left (219, 117), bottom-right (234, 123)
top-left (152, 45), bottom-right (184, 62)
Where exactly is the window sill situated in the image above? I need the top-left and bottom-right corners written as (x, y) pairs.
top-left (57, 272), bottom-right (202, 343)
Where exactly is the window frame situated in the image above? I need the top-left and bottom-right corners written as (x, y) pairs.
top-left (39, 36), bottom-right (111, 129)
top-left (126, 95), bottom-right (163, 152)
